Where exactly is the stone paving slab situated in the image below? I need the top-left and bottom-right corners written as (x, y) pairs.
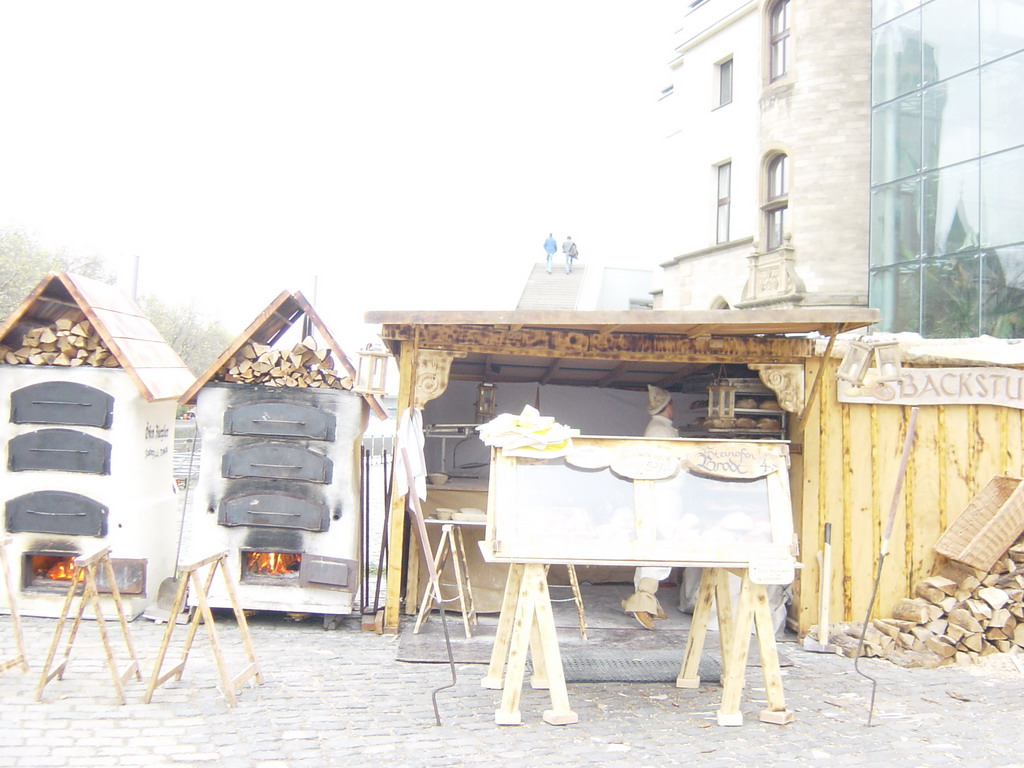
top-left (3, 611), bottom-right (1024, 767)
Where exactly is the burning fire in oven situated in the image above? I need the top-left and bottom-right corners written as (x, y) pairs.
top-left (25, 554), bottom-right (79, 590)
top-left (243, 551), bottom-right (301, 577)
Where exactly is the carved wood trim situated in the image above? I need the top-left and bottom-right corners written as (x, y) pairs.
top-left (750, 364), bottom-right (804, 413)
top-left (380, 324), bottom-right (814, 363)
top-left (412, 349), bottom-right (465, 409)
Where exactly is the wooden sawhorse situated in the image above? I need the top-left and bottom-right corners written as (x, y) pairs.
top-left (481, 562), bottom-right (577, 726)
top-left (1, 537), bottom-right (29, 674)
top-left (482, 563), bottom-right (791, 727)
top-left (145, 551), bottom-right (263, 707)
top-left (35, 547), bottom-right (142, 703)
top-left (415, 524), bottom-right (587, 642)
top-left (550, 564), bottom-right (587, 641)
top-left (414, 521), bottom-right (478, 638)
top-left (676, 567), bottom-right (793, 726)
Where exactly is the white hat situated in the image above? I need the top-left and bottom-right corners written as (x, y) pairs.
top-left (647, 385), bottom-right (671, 415)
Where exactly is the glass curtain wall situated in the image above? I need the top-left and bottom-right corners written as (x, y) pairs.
top-left (869, 0), bottom-right (1024, 337)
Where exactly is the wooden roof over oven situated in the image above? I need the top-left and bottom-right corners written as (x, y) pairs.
top-left (180, 290), bottom-right (387, 418)
top-left (365, 308), bottom-right (880, 391)
top-left (0, 272), bottom-right (195, 402)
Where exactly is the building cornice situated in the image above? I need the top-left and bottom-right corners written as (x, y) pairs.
top-left (671, 0), bottom-right (758, 67)
top-left (660, 237), bottom-right (755, 268)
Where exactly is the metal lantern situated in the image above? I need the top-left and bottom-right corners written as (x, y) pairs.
top-left (354, 343), bottom-right (389, 396)
top-left (707, 381), bottom-right (737, 421)
top-left (836, 339), bottom-right (873, 385)
top-left (873, 340), bottom-right (902, 383)
top-left (475, 382), bottom-right (497, 423)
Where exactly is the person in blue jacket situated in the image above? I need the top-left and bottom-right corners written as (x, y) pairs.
top-left (543, 233), bottom-right (557, 274)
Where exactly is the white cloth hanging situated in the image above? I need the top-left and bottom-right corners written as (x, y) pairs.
top-left (394, 407), bottom-right (426, 502)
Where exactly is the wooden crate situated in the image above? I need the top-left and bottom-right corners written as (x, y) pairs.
top-left (935, 475), bottom-right (1024, 571)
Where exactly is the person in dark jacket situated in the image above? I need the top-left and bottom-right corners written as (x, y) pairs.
top-left (562, 236), bottom-right (578, 274)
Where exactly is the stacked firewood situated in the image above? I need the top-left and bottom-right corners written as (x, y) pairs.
top-left (219, 338), bottom-right (352, 389)
top-left (0, 318), bottom-right (118, 368)
top-left (827, 538), bottom-right (1024, 667)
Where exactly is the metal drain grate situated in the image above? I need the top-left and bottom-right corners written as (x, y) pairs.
top-left (551, 649), bottom-right (722, 683)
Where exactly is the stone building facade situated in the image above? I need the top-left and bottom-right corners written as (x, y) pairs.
top-left (655, 0), bottom-right (871, 311)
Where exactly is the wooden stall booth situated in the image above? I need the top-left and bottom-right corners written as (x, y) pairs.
top-left (363, 309), bottom-right (879, 634)
top-left (796, 336), bottom-right (1024, 638)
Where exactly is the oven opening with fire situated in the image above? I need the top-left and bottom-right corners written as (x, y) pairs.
top-left (174, 291), bottom-right (380, 622)
top-left (1, 273), bottom-right (194, 620)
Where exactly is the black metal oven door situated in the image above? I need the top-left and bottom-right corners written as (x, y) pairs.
top-left (299, 554), bottom-right (356, 591)
top-left (219, 491), bottom-right (329, 532)
top-left (8, 429), bottom-right (112, 474)
top-left (223, 401), bottom-right (335, 441)
top-left (10, 381), bottom-right (114, 428)
top-left (5, 491), bottom-right (109, 536)
top-left (221, 443), bottom-right (333, 484)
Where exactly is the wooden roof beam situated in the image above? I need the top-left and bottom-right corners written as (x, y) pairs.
top-left (539, 358), bottom-right (564, 385)
top-left (378, 323), bottom-right (813, 363)
top-left (596, 362), bottom-right (631, 387)
top-left (656, 363), bottom-right (708, 388)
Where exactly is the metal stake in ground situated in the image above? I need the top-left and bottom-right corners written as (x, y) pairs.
top-left (854, 406), bottom-right (919, 726)
top-left (400, 446), bottom-right (457, 726)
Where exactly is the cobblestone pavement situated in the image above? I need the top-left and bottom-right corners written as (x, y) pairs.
top-left (2, 610), bottom-right (1024, 768)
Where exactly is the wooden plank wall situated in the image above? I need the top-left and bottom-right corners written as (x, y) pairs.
top-left (794, 358), bottom-right (1024, 634)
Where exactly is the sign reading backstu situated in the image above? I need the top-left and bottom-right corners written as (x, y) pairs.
top-left (838, 366), bottom-right (1024, 409)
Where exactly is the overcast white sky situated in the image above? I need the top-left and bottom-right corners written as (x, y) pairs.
top-left (0, 2), bottom-right (681, 347)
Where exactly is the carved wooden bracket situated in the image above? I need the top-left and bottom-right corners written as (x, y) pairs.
top-left (749, 364), bottom-right (804, 413)
top-left (412, 349), bottom-right (465, 409)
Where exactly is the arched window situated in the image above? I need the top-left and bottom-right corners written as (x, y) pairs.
top-left (769, 0), bottom-right (790, 81)
top-left (764, 153), bottom-right (789, 251)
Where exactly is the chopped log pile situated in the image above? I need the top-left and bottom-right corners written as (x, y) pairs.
top-left (218, 337), bottom-right (353, 389)
top-left (0, 318), bottom-right (118, 368)
top-left (825, 537), bottom-right (1024, 668)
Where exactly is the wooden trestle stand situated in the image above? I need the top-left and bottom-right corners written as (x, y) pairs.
top-left (1, 537), bottom-right (29, 675)
top-left (414, 520), bottom-right (589, 643)
top-left (677, 567), bottom-right (793, 726)
top-left (482, 562), bottom-right (792, 727)
top-left (35, 546), bottom-right (142, 703)
top-left (480, 436), bottom-right (797, 727)
top-left (414, 521), bottom-right (478, 638)
top-left (145, 551), bottom-right (263, 707)
top-left (482, 561), bottom-right (577, 726)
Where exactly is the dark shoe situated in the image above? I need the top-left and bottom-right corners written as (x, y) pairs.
top-left (632, 611), bottom-right (656, 630)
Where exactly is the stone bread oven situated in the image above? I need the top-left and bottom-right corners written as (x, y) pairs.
top-left (0, 272), bottom-right (194, 618)
top-left (178, 291), bottom-right (385, 619)
top-left (188, 383), bottom-right (367, 615)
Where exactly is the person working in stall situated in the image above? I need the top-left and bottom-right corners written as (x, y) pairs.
top-left (621, 385), bottom-right (677, 630)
